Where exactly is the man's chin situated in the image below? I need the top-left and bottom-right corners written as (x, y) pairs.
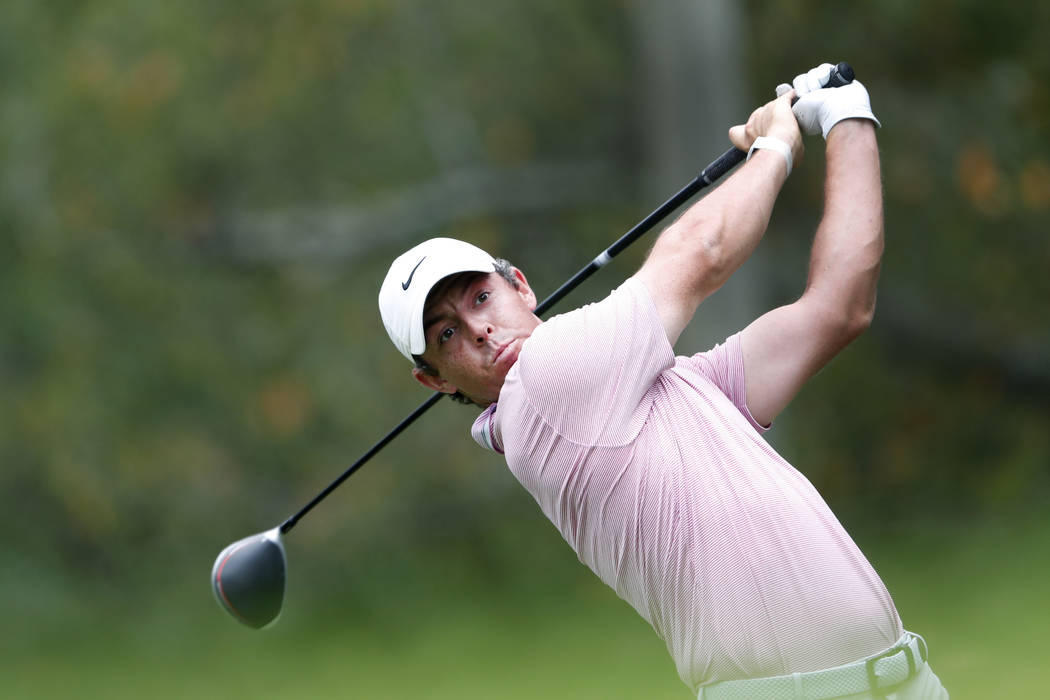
top-left (465, 378), bottom-right (506, 408)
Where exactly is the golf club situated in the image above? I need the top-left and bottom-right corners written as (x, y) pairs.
top-left (212, 62), bottom-right (856, 629)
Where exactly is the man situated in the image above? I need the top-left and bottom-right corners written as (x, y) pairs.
top-left (379, 65), bottom-right (948, 699)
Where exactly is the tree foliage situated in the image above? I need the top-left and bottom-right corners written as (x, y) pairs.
top-left (1, 0), bottom-right (1046, 596)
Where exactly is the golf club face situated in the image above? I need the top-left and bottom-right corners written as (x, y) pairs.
top-left (211, 527), bottom-right (286, 629)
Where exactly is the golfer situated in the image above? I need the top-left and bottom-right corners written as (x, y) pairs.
top-left (379, 64), bottom-right (948, 699)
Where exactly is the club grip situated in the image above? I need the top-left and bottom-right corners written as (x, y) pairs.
top-left (699, 147), bottom-right (748, 184)
top-left (827, 61), bottom-right (854, 88)
top-left (792, 61), bottom-right (855, 105)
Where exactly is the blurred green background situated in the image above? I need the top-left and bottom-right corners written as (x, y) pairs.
top-left (3, 1), bottom-right (1048, 698)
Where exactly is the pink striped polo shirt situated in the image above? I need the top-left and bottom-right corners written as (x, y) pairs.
top-left (470, 277), bottom-right (902, 692)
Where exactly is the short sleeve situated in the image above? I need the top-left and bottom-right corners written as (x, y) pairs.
top-left (515, 277), bottom-right (675, 446)
top-left (686, 332), bottom-right (770, 433)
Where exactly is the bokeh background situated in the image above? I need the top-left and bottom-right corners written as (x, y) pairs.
top-left (3, 1), bottom-right (1048, 698)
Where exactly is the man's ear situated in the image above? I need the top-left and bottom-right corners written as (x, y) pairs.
top-left (511, 267), bottom-right (539, 311)
top-left (412, 366), bottom-right (457, 395)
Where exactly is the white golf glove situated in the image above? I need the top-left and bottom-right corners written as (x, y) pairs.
top-left (775, 63), bottom-right (880, 139)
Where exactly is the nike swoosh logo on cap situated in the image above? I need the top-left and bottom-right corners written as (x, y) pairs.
top-left (401, 256), bottom-right (426, 290)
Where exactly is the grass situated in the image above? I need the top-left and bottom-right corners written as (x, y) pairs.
top-left (6, 512), bottom-right (1049, 699)
top-left (863, 513), bottom-right (1050, 699)
top-left (8, 576), bottom-right (684, 699)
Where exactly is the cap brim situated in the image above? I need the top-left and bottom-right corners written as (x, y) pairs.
top-left (379, 238), bottom-right (498, 361)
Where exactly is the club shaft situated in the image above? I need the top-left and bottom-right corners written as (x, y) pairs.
top-left (278, 61), bottom-right (856, 534)
top-left (535, 148), bottom-right (742, 316)
top-left (279, 392), bottom-right (443, 533)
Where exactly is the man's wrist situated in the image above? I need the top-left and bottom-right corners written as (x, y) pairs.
top-left (825, 118), bottom-right (877, 146)
top-left (747, 136), bottom-right (793, 176)
top-left (826, 117), bottom-right (876, 134)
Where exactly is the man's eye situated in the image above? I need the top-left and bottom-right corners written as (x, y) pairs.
top-left (476, 292), bottom-right (489, 305)
top-left (439, 327), bottom-right (455, 343)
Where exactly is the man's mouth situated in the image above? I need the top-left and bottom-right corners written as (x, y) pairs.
top-left (493, 339), bottom-right (521, 367)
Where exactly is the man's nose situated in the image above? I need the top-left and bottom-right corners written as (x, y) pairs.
top-left (468, 319), bottom-right (494, 344)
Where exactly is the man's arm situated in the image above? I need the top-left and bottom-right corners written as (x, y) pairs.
top-left (633, 92), bottom-right (803, 346)
top-left (741, 119), bottom-right (884, 427)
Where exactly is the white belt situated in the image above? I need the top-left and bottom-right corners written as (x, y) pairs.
top-left (698, 632), bottom-right (929, 700)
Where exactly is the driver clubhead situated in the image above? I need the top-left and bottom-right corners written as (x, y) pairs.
top-left (211, 527), bottom-right (286, 629)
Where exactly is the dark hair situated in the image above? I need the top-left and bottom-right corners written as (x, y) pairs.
top-left (412, 258), bottom-right (518, 405)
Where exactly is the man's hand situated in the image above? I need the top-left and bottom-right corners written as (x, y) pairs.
top-left (776, 63), bottom-right (880, 139)
top-left (727, 92), bottom-right (803, 163)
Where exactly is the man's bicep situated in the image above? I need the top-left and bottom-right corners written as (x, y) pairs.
top-left (740, 298), bottom-right (854, 427)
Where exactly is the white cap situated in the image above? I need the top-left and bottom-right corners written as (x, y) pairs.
top-left (379, 237), bottom-right (497, 361)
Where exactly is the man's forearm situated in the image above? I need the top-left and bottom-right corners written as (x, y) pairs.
top-left (634, 92), bottom-right (801, 344)
top-left (669, 150), bottom-right (790, 294)
top-left (804, 120), bottom-right (884, 332)
top-left (635, 151), bottom-right (790, 344)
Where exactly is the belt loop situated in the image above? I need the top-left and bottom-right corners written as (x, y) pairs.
top-left (911, 631), bottom-right (930, 663)
top-left (903, 643), bottom-right (916, 677)
top-left (791, 672), bottom-right (803, 698)
top-left (866, 651), bottom-right (891, 700)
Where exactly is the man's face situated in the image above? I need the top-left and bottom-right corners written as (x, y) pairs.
top-left (413, 268), bottom-right (540, 406)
